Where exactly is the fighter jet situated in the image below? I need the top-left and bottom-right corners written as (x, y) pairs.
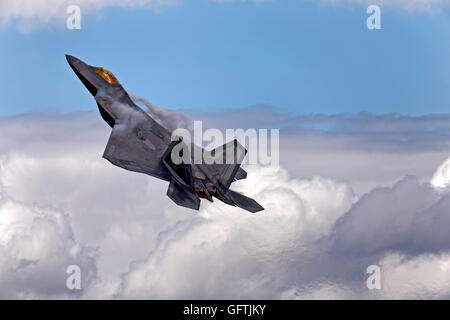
top-left (66, 55), bottom-right (264, 213)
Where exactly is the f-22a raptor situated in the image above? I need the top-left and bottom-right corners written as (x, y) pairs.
top-left (66, 55), bottom-right (264, 213)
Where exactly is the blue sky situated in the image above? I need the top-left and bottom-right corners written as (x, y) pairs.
top-left (1, 0), bottom-right (450, 116)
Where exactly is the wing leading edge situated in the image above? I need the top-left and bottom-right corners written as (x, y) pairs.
top-left (103, 109), bottom-right (172, 181)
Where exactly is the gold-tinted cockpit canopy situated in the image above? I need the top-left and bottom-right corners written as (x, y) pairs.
top-left (90, 66), bottom-right (120, 85)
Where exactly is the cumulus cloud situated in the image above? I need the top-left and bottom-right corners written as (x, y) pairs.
top-left (430, 158), bottom-right (450, 188)
top-left (0, 0), bottom-right (179, 31)
top-left (317, 0), bottom-right (450, 12)
top-left (377, 252), bottom-right (450, 299)
top-left (0, 191), bottom-right (97, 299)
top-left (281, 250), bottom-right (450, 300)
top-left (329, 176), bottom-right (444, 256)
top-left (0, 0), bottom-right (270, 31)
top-left (210, 0), bottom-right (450, 12)
top-left (118, 166), bottom-right (356, 299)
top-left (1, 109), bottom-right (450, 299)
top-left (116, 162), bottom-right (450, 299)
top-left (0, 112), bottom-right (189, 297)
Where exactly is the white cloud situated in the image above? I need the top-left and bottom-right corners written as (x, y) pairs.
top-left (377, 252), bottom-right (450, 299)
top-left (119, 166), bottom-right (355, 299)
top-left (0, 0), bottom-right (270, 31)
top-left (213, 0), bottom-right (450, 11)
top-left (117, 166), bottom-right (450, 299)
top-left (0, 194), bottom-right (97, 299)
top-left (318, 0), bottom-right (450, 12)
top-left (279, 283), bottom-right (355, 300)
top-left (0, 112), bottom-right (189, 296)
top-left (0, 0), bottom-right (179, 31)
top-left (430, 157), bottom-right (450, 189)
top-left (281, 251), bottom-right (450, 299)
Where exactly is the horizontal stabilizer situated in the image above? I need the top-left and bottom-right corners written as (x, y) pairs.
top-left (227, 190), bottom-right (264, 213)
top-left (167, 179), bottom-right (200, 211)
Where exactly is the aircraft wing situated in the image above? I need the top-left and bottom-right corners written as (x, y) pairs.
top-left (166, 179), bottom-right (200, 210)
top-left (103, 112), bottom-right (172, 181)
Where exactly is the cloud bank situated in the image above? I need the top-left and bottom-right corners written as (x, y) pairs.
top-left (0, 0), bottom-right (179, 31)
top-left (1, 110), bottom-right (450, 299)
top-left (1, 0), bottom-right (448, 32)
top-left (318, 0), bottom-right (450, 12)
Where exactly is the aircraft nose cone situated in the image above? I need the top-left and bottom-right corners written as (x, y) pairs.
top-left (65, 54), bottom-right (78, 67)
top-left (65, 54), bottom-right (99, 97)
